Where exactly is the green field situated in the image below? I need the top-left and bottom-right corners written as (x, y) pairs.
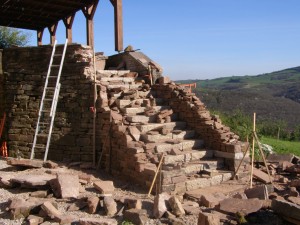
top-left (261, 136), bottom-right (300, 156)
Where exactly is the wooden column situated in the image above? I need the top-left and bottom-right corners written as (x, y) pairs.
top-left (48, 22), bottom-right (58, 45)
top-left (82, 0), bottom-right (99, 48)
top-left (37, 28), bottom-right (44, 46)
top-left (110, 0), bottom-right (123, 52)
top-left (63, 13), bottom-right (75, 44)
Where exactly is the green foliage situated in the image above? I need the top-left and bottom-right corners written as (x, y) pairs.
top-left (0, 26), bottom-right (31, 49)
top-left (261, 136), bottom-right (300, 156)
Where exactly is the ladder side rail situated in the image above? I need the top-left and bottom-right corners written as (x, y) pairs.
top-left (51, 39), bottom-right (68, 117)
top-left (30, 40), bottom-right (57, 159)
top-left (44, 83), bottom-right (61, 161)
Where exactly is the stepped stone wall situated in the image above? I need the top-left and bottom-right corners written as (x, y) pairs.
top-left (3, 44), bottom-right (101, 161)
top-left (151, 84), bottom-right (249, 171)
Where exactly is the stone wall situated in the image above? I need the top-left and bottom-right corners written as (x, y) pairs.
top-left (3, 44), bottom-right (101, 161)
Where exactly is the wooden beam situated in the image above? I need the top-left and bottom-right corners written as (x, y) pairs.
top-left (37, 28), bottom-right (44, 46)
top-left (82, 0), bottom-right (99, 48)
top-left (48, 22), bottom-right (58, 45)
top-left (63, 13), bottom-right (76, 44)
top-left (109, 0), bottom-right (115, 6)
top-left (114, 0), bottom-right (123, 52)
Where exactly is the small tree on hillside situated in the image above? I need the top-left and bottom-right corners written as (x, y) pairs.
top-left (0, 26), bottom-right (31, 49)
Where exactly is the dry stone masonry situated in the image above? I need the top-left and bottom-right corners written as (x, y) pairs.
top-left (3, 44), bottom-right (249, 193)
top-left (3, 44), bottom-right (98, 161)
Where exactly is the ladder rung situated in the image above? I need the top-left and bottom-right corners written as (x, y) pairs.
top-left (42, 110), bottom-right (51, 113)
top-left (39, 122), bottom-right (50, 125)
top-left (46, 87), bottom-right (55, 90)
top-left (51, 65), bottom-right (60, 67)
top-left (48, 76), bottom-right (57, 78)
top-left (54, 54), bottom-right (62, 57)
top-left (44, 98), bottom-right (53, 101)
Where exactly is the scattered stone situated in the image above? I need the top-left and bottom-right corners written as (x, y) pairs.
top-left (7, 159), bottom-right (43, 168)
top-left (252, 167), bottom-right (272, 184)
top-left (43, 160), bottom-right (58, 169)
top-left (10, 174), bottom-right (55, 188)
top-left (27, 215), bottom-right (44, 225)
top-left (8, 198), bottom-right (43, 219)
top-left (123, 208), bottom-right (148, 225)
top-left (67, 198), bottom-right (87, 211)
top-left (182, 201), bottom-right (200, 215)
top-left (198, 211), bottom-right (220, 225)
top-left (232, 193), bottom-right (248, 199)
top-left (200, 193), bottom-right (225, 208)
top-left (79, 218), bottom-right (118, 225)
top-left (272, 199), bottom-right (300, 221)
top-left (244, 185), bottom-right (269, 200)
top-left (103, 196), bottom-right (117, 216)
top-left (169, 196), bottom-right (185, 217)
top-left (267, 153), bottom-right (294, 163)
top-left (87, 196), bottom-right (99, 214)
top-left (287, 196), bottom-right (300, 206)
top-left (30, 190), bottom-right (48, 198)
top-left (40, 201), bottom-right (61, 221)
top-left (124, 197), bottom-right (142, 210)
top-left (219, 198), bottom-right (263, 215)
top-left (93, 180), bottom-right (115, 195)
top-left (52, 174), bottom-right (79, 198)
top-left (153, 192), bottom-right (171, 219)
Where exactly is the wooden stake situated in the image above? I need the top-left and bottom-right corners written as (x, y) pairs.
top-left (250, 112), bottom-right (256, 188)
top-left (253, 131), bottom-right (274, 185)
top-left (92, 49), bottom-right (97, 167)
top-left (232, 143), bottom-right (250, 179)
top-left (148, 153), bottom-right (164, 197)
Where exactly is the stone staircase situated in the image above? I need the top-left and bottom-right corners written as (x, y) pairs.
top-left (97, 71), bottom-right (248, 194)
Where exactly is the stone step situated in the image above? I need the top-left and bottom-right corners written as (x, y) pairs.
top-left (126, 113), bottom-right (178, 124)
top-left (182, 159), bottom-right (225, 175)
top-left (140, 130), bottom-right (195, 143)
top-left (107, 84), bottom-right (142, 90)
top-left (160, 170), bottom-right (233, 193)
top-left (96, 70), bottom-right (130, 78)
top-left (100, 77), bottom-right (135, 82)
top-left (121, 105), bottom-right (171, 115)
top-left (163, 149), bottom-right (214, 165)
top-left (184, 171), bottom-right (233, 192)
top-left (156, 139), bottom-right (204, 153)
top-left (136, 121), bottom-right (187, 133)
top-left (116, 98), bottom-right (165, 109)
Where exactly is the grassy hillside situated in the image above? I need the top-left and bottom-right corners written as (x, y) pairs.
top-left (261, 136), bottom-right (300, 156)
top-left (177, 66), bottom-right (300, 129)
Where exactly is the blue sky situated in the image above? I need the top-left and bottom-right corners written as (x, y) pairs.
top-left (26, 0), bottom-right (300, 80)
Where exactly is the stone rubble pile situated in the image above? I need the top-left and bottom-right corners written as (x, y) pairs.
top-left (0, 156), bottom-right (299, 225)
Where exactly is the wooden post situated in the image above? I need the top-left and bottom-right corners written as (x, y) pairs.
top-left (250, 112), bottom-right (256, 188)
top-left (63, 13), bottom-right (75, 44)
top-left (92, 49), bottom-right (97, 167)
top-left (114, 0), bottom-right (123, 52)
top-left (37, 28), bottom-right (44, 46)
top-left (253, 132), bottom-right (274, 185)
top-left (148, 153), bottom-right (164, 197)
top-left (48, 22), bottom-right (58, 45)
top-left (232, 143), bottom-right (250, 179)
top-left (82, 0), bottom-right (99, 48)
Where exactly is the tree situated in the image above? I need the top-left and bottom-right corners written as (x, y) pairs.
top-left (0, 26), bottom-right (31, 49)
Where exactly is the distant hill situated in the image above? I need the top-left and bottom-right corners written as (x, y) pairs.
top-left (177, 66), bottom-right (300, 129)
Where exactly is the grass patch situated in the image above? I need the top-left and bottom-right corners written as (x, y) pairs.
top-left (261, 136), bottom-right (300, 156)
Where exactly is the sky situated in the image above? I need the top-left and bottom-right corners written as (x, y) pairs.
top-left (26, 0), bottom-right (300, 80)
